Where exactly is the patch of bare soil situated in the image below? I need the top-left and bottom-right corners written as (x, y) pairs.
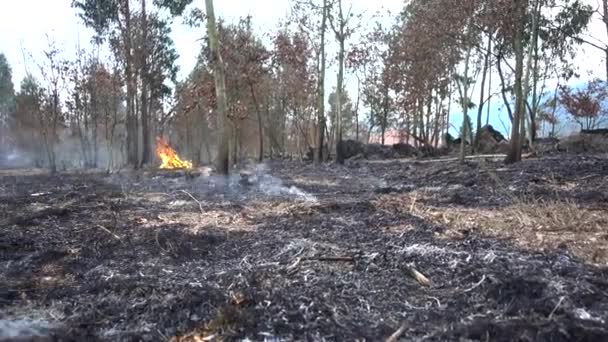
top-left (1, 154), bottom-right (607, 341)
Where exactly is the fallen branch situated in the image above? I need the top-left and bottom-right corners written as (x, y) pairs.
top-left (96, 225), bottom-right (122, 241)
top-left (302, 256), bottom-right (355, 262)
top-left (405, 264), bottom-right (431, 287)
top-left (463, 275), bottom-right (486, 293)
top-left (548, 296), bottom-right (565, 320)
top-left (286, 257), bottom-right (302, 271)
top-left (386, 322), bottom-right (407, 342)
top-left (179, 190), bottom-right (204, 213)
top-left (417, 154), bottom-right (507, 164)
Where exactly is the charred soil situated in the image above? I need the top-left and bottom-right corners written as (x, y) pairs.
top-left (1, 154), bottom-right (608, 341)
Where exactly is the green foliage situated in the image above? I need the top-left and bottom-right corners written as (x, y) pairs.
top-left (0, 53), bottom-right (15, 116)
top-left (538, 0), bottom-right (593, 61)
top-left (146, 15), bottom-right (180, 98)
top-left (154, 0), bottom-right (193, 16)
top-left (72, 0), bottom-right (192, 40)
top-left (328, 87), bottom-right (356, 137)
top-left (18, 75), bottom-right (44, 105)
top-left (71, 0), bottom-right (119, 42)
top-left (12, 75), bottom-right (44, 129)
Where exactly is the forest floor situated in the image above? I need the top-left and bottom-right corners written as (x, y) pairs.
top-left (1, 153), bottom-right (608, 341)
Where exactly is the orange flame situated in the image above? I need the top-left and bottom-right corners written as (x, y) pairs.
top-left (155, 137), bottom-right (193, 169)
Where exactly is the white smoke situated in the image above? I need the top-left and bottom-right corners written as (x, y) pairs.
top-left (247, 163), bottom-right (318, 203)
top-left (0, 318), bottom-right (56, 340)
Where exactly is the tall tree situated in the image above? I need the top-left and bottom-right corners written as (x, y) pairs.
top-left (292, 0), bottom-right (331, 162)
top-left (72, 0), bottom-right (138, 166)
top-left (37, 40), bottom-right (70, 173)
top-left (73, 0), bottom-right (184, 168)
top-left (328, 87), bottom-right (355, 140)
top-left (205, 0), bottom-right (230, 174)
top-left (328, 0), bottom-right (356, 164)
top-left (505, 0), bottom-right (527, 164)
top-left (475, 33), bottom-right (492, 151)
top-left (139, 0), bottom-right (151, 167)
top-left (13, 76), bottom-right (46, 166)
top-left (315, 0), bottom-right (329, 163)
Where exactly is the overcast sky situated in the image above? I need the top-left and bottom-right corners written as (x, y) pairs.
top-left (0, 0), bottom-right (606, 135)
top-left (0, 0), bottom-right (401, 86)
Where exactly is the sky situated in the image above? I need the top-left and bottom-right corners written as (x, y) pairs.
top-left (0, 0), bottom-right (402, 85)
top-left (0, 0), bottom-right (607, 137)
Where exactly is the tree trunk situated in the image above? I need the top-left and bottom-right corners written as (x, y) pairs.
top-left (355, 74), bottom-right (360, 141)
top-left (249, 82), bottom-right (264, 162)
top-left (334, 0), bottom-right (345, 165)
top-left (550, 81), bottom-right (559, 137)
top-left (412, 101), bottom-right (418, 147)
top-left (425, 92), bottom-right (432, 142)
top-left (486, 35), bottom-right (492, 126)
top-left (199, 103), bottom-right (212, 163)
top-left (92, 111), bottom-right (98, 167)
top-left (457, 20), bottom-right (474, 164)
top-left (505, 0), bottom-right (527, 164)
top-left (446, 80), bottom-right (451, 140)
top-left (476, 34), bottom-right (492, 151)
top-left (497, 51), bottom-right (513, 122)
top-left (205, 0), bottom-right (230, 174)
top-left (604, 0), bottom-right (608, 80)
top-left (419, 97), bottom-right (426, 143)
top-left (432, 94), bottom-right (442, 148)
top-left (529, 0), bottom-right (542, 144)
top-left (140, 0), bottom-right (151, 167)
top-left (315, 0), bottom-right (328, 163)
top-left (123, 0), bottom-right (138, 168)
top-left (381, 86), bottom-right (389, 146)
top-left (520, 0), bottom-right (539, 149)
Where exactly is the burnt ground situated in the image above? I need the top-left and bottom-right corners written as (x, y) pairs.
top-left (1, 154), bottom-right (608, 341)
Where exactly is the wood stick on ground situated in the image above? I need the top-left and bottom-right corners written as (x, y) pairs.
top-left (409, 192), bottom-right (418, 213)
top-left (96, 225), bottom-right (122, 241)
top-left (303, 256), bottom-right (355, 262)
top-left (179, 190), bottom-right (204, 213)
top-left (406, 264), bottom-right (431, 286)
top-left (548, 296), bottom-right (565, 320)
top-left (422, 154), bottom-right (507, 163)
top-left (463, 275), bottom-right (486, 293)
top-left (368, 154), bottom-right (507, 165)
top-left (386, 322), bottom-right (407, 342)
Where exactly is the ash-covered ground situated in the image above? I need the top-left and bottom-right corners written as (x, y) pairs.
top-left (1, 154), bottom-right (607, 341)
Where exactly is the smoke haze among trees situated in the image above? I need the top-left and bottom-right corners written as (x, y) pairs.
top-left (0, 0), bottom-right (607, 171)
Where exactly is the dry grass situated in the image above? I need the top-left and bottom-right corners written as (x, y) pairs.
top-left (558, 133), bottom-right (608, 154)
top-left (406, 158), bottom-right (608, 264)
top-left (498, 199), bottom-right (606, 232)
top-left (416, 186), bottom-right (608, 266)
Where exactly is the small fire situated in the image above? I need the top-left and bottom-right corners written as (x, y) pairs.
top-left (155, 137), bottom-right (193, 169)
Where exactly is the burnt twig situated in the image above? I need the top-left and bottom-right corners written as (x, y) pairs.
top-left (406, 264), bottom-right (431, 287)
top-left (386, 322), bottom-right (407, 342)
top-left (96, 225), bottom-right (122, 241)
top-left (463, 275), bottom-right (486, 293)
top-left (303, 256), bottom-right (355, 262)
top-left (178, 190), bottom-right (204, 213)
top-left (548, 296), bottom-right (566, 320)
